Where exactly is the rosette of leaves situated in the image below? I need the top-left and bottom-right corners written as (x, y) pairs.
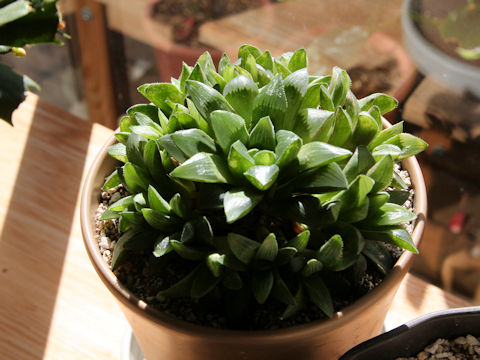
top-left (101, 45), bottom-right (427, 324)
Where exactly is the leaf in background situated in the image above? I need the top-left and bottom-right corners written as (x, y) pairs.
top-left (147, 185), bottom-right (170, 214)
top-left (153, 234), bottom-right (175, 258)
top-left (224, 187), bottom-right (263, 223)
top-left (127, 104), bottom-right (160, 125)
top-left (317, 234), bottom-right (343, 269)
top-left (0, 63), bottom-right (39, 124)
top-left (170, 153), bottom-right (232, 183)
top-left (331, 175), bottom-right (375, 211)
top-left (345, 89), bottom-right (360, 123)
top-left (123, 162), bottom-right (151, 192)
top-left (171, 240), bottom-right (207, 261)
top-left (206, 253), bottom-right (225, 277)
top-left (387, 190), bottom-right (410, 206)
top-left (102, 169), bottom-right (121, 190)
top-left (302, 258), bottom-right (324, 277)
top-left (256, 50), bottom-right (274, 71)
top-left (288, 230), bottom-right (310, 252)
top-left (142, 208), bottom-right (177, 231)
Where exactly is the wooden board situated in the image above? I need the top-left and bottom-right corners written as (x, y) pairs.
top-left (0, 94), bottom-right (471, 359)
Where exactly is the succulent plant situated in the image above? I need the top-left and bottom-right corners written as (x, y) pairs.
top-left (101, 45), bottom-right (427, 324)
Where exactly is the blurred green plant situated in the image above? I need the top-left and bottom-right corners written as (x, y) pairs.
top-left (0, 0), bottom-right (65, 124)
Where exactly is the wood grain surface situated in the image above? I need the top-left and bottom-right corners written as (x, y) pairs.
top-left (0, 95), bottom-right (471, 359)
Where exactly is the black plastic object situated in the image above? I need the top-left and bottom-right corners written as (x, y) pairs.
top-left (340, 306), bottom-right (480, 360)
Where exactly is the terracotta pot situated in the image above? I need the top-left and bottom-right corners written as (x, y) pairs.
top-left (81, 120), bottom-right (427, 360)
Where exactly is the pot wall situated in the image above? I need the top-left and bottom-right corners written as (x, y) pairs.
top-left (81, 120), bottom-right (427, 360)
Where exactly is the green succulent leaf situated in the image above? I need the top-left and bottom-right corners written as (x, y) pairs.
top-left (185, 80), bottom-right (234, 121)
top-left (328, 66), bottom-right (351, 108)
top-left (210, 110), bottom-right (249, 154)
top-left (206, 253), bottom-right (225, 277)
top-left (329, 107), bottom-right (352, 147)
top-left (256, 50), bottom-right (274, 71)
top-left (288, 48), bottom-right (307, 72)
top-left (227, 140), bottom-right (256, 178)
top-left (223, 75), bottom-right (259, 127)
top-left (244, 164), bottom-right (279, 191)
top-left (288, 231), bottom-right (310, 252)
top-left (170, 129), bottom-right (217, 157)
top-left (238, 44), bottom-right (262, 61)
top-left (142, 208), bottom-right (177, 231)
top-left (160, 264), bottom-right (201, 297)
top-left (368, 192), bottom-right (390, 215)
top-left (365, 203), bottom-right (416, 226)
top-left (123, 163), bottom-right (151, 192)
top-left (253, 150), bottom-right (276, 165)
top-left (359, 93), bottom-right (398, 115)
top-left (372, 144), bottom-right (403, 161)
top-left (343, 146), bottom-right (375, 183)
top-left (368, 121), bottom-right (404, 151)
top-left (252, 73), bottom-right (287, 130)
top-left (171, 240), bottom-right (207, 261)
top-left (317, 234), bottom-right (343, 269)
top-left (222, 269), bottom-right (244, 290)
top-left (345, 89), bottom-right (360, 123)
top-left (304, 274), bottom-right (334, 317)
top-left (102, 169), bottom-right (121, 190)
top-left (319, 84), bottom-right (335, 111)
top-left (276, 247), bottom-right (298, 265)
top-left (387, 190), bottom-right (410, 206)
top-left (111, 229), bottom-right (156, 270)
top-left (282, 285), bottom-right (305, 319)
top-left (153, 234), bottom-right (175, 258)
top-left (228, 233), bottom-right (260, 264)
top-left (384, 133), bottom-right (428, 160)
top-left (127, 104), bottom-right (160, 125)
top-left (275, 130), bottom-right (303, 169)
top-left (283, 69), bottom-right (309, 131)
top-left (366, 155), bottom-right (394, 193)
top-left (187, 63), bottom-right (208, 84)
top-left (218, 53), bottom-right (231, 75)
top-left (351, 112), bottom-right (380, 147)
top-left (362, 240), bottom-right (393, 275)
top-left (191, 264), bottom-right (222, 298)
top-left (249, 116), bottom-right (276, 151)
top-left (224, 187), bottom-right (263, 223)
top-left (108, 143), bottom-right (128, 163)
top-left (332, 175), bottom-right (375, 212)
top-left (271, 270), bottom-right (296, 305)
top-left (252, 270), bottom-right (274, 304)
top-left (362, 227), bottom-right (418, 253)
top-left (297, 163), bottom-right (348, 192)
top-left (138, 83), bottom-right (184, 116)
top-left (302, 258), bottom-right (324, 277)
top-left (126, 133), bottom-right (147, 167)
top-left (170, 153), bottom-right (232, 183)
top-left (133, 193), bottom-right (147, 212)
top-left (255, 233), bottom-right (278, 261)
top-left (297, 142), bottom-right (351, 171)
top-left (294, 108), bottom-right (334, 143)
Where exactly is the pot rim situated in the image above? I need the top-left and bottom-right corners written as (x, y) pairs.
top-left (80, 119), bottom-right (427, 341)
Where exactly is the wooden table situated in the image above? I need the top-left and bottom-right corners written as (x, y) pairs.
top-left (0, 95), bottom-right (471, 359)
